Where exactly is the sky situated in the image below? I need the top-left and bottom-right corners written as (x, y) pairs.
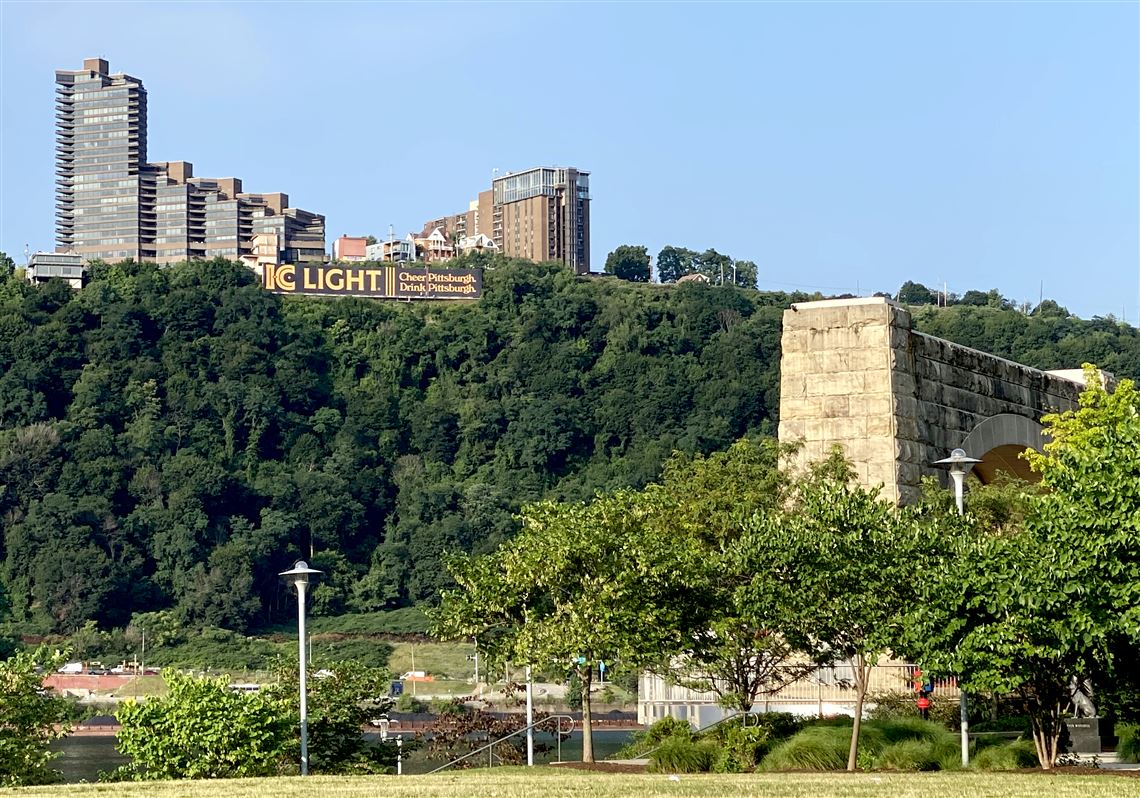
top-left (0, 1), bottom-right (1137, 320)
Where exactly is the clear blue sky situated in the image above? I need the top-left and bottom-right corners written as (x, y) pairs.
top-left (1, 1), bottom-right (1136, 320)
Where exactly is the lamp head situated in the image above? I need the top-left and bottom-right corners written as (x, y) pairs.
top-left (932, 447), bottom-right (983, 476)
top-left (279, 559), bottom-right (322, 588)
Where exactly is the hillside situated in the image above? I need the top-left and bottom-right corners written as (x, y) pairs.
top-left (0, 256), bottom-right (1136, 639)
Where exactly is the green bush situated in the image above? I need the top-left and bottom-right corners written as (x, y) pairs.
top-left (114, 671), bottom-right (293, 779)
top-left (1116, 723), bottom-right (1140, 763)
top-left (972, 716), bottom-right (1032, 734)
top-left (748, 712), bottom-right (804, 741)
top-left (868, 691), bottom-right (959, 730)
top-left (701, 714), bottom-right (803, 773)
top-left (0, 647), bottom-right (72, 786)
top-left (614, 716), bottom-right (692, 758)
top-left (973, 739), bottom-right (1038, 770)
top-left (711, 724), bottom-right (767, 773)
top-left (308, 608), bottom-right (429, 635)
top-left (648, 736), bottom-right (718, 773)
top-left (393, 693), bottom-right (429, 713)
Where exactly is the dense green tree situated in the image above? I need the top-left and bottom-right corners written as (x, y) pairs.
top-left (908, 369), bottom-right (1140, 769)
top-left (604, 245), bottom-right (651, 282)
top-left (648, 440), bottom-right (815, 713)
top-left (115, 670), bottom-right (294, 779)
top-left (0, 646), bottom-right (72, 786)
top-left (896, 280), bottom-right (938, 305)
top-left (737, 450), bottom-right (917, 771)
top-left (431, 489), bottom-right (704, 762)
top-left (655, 245), bottom-right (698, 283)
top-left (268, 659), bottom-right (394, 774)
top-left (655, 245), bottom-right (757, 287)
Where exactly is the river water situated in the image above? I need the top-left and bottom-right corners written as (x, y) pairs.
top-left (51, 730), bottom-right (635, 783)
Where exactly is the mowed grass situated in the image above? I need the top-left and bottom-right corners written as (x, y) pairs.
top-left (4, 768), bottom-right (1139, 798)
top-left (386, 642), bottom-right (475, 682)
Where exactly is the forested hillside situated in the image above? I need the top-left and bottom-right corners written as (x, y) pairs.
top-left (0, 255), bottom-right (1137, 639)
top-left (0, 257), bottom-right (786, 635)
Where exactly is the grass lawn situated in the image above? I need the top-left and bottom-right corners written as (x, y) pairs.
top-left (4, 768), bottom-right (1138, 798)
top-left (387, 642), bottom-right (474, 682)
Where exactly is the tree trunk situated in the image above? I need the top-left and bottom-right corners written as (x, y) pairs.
top-left (846, 654), bottom-right (868, 772)
top-left (581, 666), bottom-right (595, 763)
top-left (1030, 702), bottom-right (1062, 770)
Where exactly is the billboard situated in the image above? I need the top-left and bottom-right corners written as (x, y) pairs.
top-left (262, 264), bottom-right (482, 300)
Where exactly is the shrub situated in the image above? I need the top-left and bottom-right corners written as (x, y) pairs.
top-left (868, 690), bottom-right (959, 730)
top-left (0, 647), bottom-right (72, 786)
top-left (394, 693), bottom-right (429, 713)
top-left (758, 726), bottom-right (853, 771)
top-left (749, 712), bottom-right (804, 741)
top-left (648, 736), bottom-right (718, 773)
top-left (972, 716), bottom-right (1032, 734)
top-left (703, 714), bottom-right (803, 773)
top-left (615, 716), bottom-right (692, 758)
top-left (1116, 723), bottom-right (1140, 763)
top-left (114, 671), bottom-right (293, 779)
top-left (711, 724), bottom-right (766, 773)
top-left (973, 739), bottom-right (1038, 770)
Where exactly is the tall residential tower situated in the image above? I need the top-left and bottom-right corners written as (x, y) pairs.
top-left (423, 166), bottom-right (590, 273)
top-left (54, 58), bottom-right (325, 265)
top-left (54, 58), bottom-right (149, 262)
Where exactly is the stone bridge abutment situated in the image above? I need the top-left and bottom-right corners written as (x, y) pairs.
top-left (778, 297), bottom-right (1088, 503)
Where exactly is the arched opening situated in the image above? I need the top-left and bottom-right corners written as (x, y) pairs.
top-left (960, 413), bottom-right (1047, 485)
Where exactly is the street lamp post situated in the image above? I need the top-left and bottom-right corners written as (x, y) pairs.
top-left (279, 560), bottom-right (323, 776)
top-left (525, 665), bottom-right (534, 766)
top-left (932, 448), bottom-right (982, 768)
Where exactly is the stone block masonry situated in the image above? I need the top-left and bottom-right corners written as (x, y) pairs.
top-left (778, 297), bottom-right (1084, 504)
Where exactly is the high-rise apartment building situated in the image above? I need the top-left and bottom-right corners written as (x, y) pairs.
top-left (55, 58), bottom-right (325, 265)
top-left (55, 58), bottom-right (148, 262)
top-left (423, 166), bottom-right (590, 273)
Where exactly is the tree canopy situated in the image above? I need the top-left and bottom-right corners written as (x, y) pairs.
top-left (0, 255), bottom-right (785, 635)
top-left (603, 245), bottom-right (651, 282)
top-left (431, 488), bottom-right (704, 761)
top-left (656, 246), bottom-right (758, 287)
top-left (0, 249), bottom-right (1137, 644)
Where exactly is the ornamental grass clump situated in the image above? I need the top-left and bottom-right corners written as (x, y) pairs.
top-left (973, 740), bottom-right (1039, 771)
top-left (647, 736), bottom-right (720, 773)
top-left (876, 735), bottom-right (961, 772)
top-left (758, 717), bottom-right (959, 772)
top-left (1117, 723), bottom-right (1140, 763)
top-left (758, 726), bottom-right (859, 771)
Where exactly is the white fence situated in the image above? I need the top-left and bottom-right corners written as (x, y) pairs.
top-left (638, 663), bottom-right (961, 728)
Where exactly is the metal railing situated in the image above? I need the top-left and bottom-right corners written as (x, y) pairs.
top-left (426, 714), bottom-right (576, 774)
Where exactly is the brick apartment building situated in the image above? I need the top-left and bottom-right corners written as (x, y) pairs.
top-left (423, 167), bottom-right (590, 274)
